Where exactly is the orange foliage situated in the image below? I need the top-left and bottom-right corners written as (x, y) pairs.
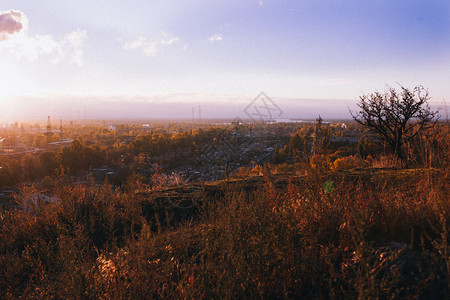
top-left (330, 155), bottom-right (361, 170)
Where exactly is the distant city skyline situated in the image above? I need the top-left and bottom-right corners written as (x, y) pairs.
top-left (1, 1), bottom-right (449, 121)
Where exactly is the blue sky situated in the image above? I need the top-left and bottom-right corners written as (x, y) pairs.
top-left (0, 0), bottom-right (449, 120)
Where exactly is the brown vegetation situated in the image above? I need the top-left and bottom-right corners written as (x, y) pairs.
top-left (0, 120), bottom-right (449, 298)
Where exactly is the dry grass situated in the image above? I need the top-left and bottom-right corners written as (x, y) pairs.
top-left (0, 164), bottom-right (449, 298)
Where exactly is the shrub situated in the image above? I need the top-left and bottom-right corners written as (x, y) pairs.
top-left (330, 155), bottom-right (362, 170)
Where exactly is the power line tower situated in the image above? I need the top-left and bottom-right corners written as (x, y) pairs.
top-left (47, 116), bottom-right (51, 131)
top-left (443, 98), bottom-right (448, 125)
top-left (45, 116), bottom-right (53, 136)
top-left (59, 119), bottom-right (64, 140)
top-left (312, 115), bottom-right (323, 155)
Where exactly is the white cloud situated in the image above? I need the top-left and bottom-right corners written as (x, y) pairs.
top-left (124, 36), bottom-right (157, 56)
top-left (124, 36), bottom-right (146, 50)
top-left (0, 10), bottom-right (27, 41)
top-left (0, 10), bottom-right (87, 66)
top-left (125, 31), bottom-right (180, 56)
top-left (160, 31), bottom-right (179, 45)
top-left (53, 29), bottom-right (87, 66)
top-left (208, 34), bottom-right (223, 43)
top-left (259, 0), bottom-right (266, 7)
top-left (65, 29), bottom-right (86, 48)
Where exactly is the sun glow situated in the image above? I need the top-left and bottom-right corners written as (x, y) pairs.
top-left (0, 59), bottom-right (37, 97)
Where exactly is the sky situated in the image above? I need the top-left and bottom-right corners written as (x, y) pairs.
top-left (0, 0), bottom-right (449, 121)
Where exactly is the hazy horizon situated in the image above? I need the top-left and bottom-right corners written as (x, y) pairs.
top-left (1, 93), bottom-right (360, 122)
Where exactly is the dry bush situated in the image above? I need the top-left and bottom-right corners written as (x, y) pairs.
top-left (330, 155), bottom-right (364, 170)
top-left (371, 155), bottom-right (402, 169)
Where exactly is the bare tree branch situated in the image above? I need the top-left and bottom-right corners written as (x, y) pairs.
top-left (351, 85), bottom-right (439, 160)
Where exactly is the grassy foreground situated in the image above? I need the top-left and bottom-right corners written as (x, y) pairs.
top-left (0, 166), bottom-right (449, 299)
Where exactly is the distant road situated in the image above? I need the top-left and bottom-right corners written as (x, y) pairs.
top-left (0, 146), bottom-right (44, 157)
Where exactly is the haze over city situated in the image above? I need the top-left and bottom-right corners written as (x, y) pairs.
top-left (1, 1), bottom-right (449, 121)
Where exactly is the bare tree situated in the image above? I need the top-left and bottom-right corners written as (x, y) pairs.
top-left (351, 85), bottom-right (439, 160)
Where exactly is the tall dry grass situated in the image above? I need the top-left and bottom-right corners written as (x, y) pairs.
top-left (0, 162), bottom-right (448, 298)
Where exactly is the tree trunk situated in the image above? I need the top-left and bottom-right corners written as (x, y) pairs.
top-left (395, 130), bottom-right (404, 160)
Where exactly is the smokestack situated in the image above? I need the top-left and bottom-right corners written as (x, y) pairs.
top-left (47, 116), bottom-right (51, 131)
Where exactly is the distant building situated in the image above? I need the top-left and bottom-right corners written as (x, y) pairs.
top-left (0, 138), bottom-right (4, 152)
top-left (108, 124), bottom-right (117, 131)
top-left (330, 137), bottom-right (360, 145)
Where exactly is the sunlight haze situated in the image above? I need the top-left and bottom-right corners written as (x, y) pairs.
top-left (1, 0), bottom-right (449, 121)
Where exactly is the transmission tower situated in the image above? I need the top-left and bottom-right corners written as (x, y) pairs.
top-left (45, 116), bottom-right (53, 135)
